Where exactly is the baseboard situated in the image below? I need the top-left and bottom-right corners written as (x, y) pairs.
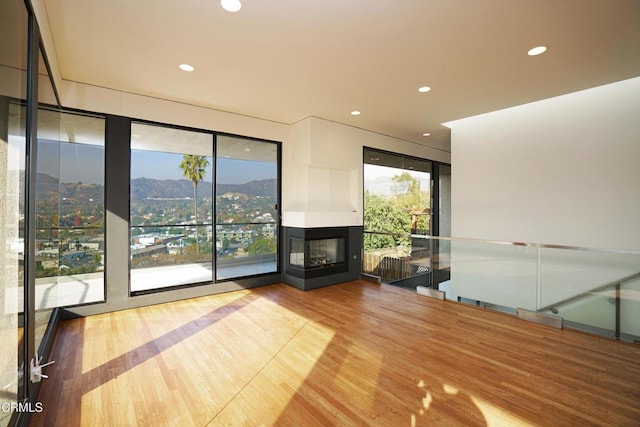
top-left (361, 274), bottom-right (381, 284)
top-left (516, 308), bottom-right (563, 329)
top-left (417, 286), bottom-right (446, 300)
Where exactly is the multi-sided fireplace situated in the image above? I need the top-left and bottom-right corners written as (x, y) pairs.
top-left (282, 226), bottom-right (362, 290)
top-left (288, 230), bottom-right (348, 279)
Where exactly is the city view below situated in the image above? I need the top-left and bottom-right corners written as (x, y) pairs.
top-left (33, 172), bottom-right (278, 280)
top-left (27, 127), bottom-right (280, 303)
top-left (128, 131), bottom-right (279, 290)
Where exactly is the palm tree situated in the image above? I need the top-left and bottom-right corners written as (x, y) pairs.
top-left (179, 154), bottom-right (209, 255)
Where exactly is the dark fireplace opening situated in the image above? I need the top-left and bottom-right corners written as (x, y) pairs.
top-left (285, 227), bottom-right (349, 279)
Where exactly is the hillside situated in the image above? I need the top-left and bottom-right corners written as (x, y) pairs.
top-left (131, 177), bottom-right (276, 201)
top-left (29, 173), bottom-right (276, 202)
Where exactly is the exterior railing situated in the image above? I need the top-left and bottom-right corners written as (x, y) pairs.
top-left (129, 222), bottom-right (278, 291)
top-left (363, 231), bottom-right (429, 281)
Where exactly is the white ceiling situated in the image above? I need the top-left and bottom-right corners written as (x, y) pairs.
top-left (39, 0), bottom-right (640, 151)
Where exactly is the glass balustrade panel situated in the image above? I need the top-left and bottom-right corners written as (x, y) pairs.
top-left (449, 240), bottom-right (538, 310)
top-left (621, 277), bottom-right (640, 341)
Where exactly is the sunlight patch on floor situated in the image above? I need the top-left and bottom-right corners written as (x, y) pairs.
top-left (209, 319), bottom-right (335, 425)
top-left (412, 380), bottom-right (533, 427)
top-left (469, 395), bottom-right (534, 427)
top-left (80, 290), bottom-right (252, 375)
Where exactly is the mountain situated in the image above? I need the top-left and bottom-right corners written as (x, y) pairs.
top-left (16, 172), bottom-right (104, 202)
top-left (130, 177), bottom-right (276, 201)
top-left (23, 173), bottom-right (275, 202)
top-left (131, 178), bottom-right (210, 200)
top-left (217, 180), bottom-right (276, 198)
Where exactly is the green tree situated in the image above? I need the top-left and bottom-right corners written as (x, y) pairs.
top-left (179, 154), bottom-right (209, 254)
top-left (391, 172), bottom-right (427, 207)
top-left (364, 172), bottom-right (431, 250)
top-left (248, 237), bottom-right (276, 256)
top-left (390, 172), bottom-right (416, 195)
top-left (391, 172), bottom-right (429, 233)
top-left (364, 191), bottom-right (409, 250)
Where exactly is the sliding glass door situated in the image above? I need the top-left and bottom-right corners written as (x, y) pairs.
top-left (215, 135), bottom-right (278, 280)
top-left (35, 109), bottom-right (106, 311)
top-left (130, 123), bottom-right (214, 292)
top-left (363, 148), bottom-right (435, 282)
top-left (130, 127), bottom-right (279, 290)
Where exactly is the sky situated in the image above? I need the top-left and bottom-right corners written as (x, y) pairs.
top-left (37, 143), bottom-right (277, 185)
top-left (38, 142), bottom-right (428, 188)
top-left (364, 164), bottom-right (430, 196)
top-left (38, 140), bottom-right (104, 184)
top-left (131, 151), bottom-right (276, 183)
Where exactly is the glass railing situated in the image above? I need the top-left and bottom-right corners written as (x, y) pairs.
top-left (130, 224), bottom-right (213, 268)
top-left (363, 231), bottom-right (439, 285)
top-left (36, 226), bottom-right (105, 277)
top-left (130, 224), bottom-right (213, 291)
top-left (363, 231), bottom-right (419, 282)
top-left (363, 232), bottom-right (640, 342)
top-left (129, 222), bottom-right (278, 291)
top-left (215, 222), bottom-right (278, 280)
top-left (23, 226), bottom-right (106, 309)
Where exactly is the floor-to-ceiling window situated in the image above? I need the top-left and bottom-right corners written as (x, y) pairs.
top-left (1, 0), bottom-right (70, 422)
top-left (433, 163), bottom-right (452, 287)
top-left (33, 55), bottom-right (57, 354)
top-left (363, 147), bottom-right (449, 284)
top-left (438, 164), bottom-right (451, 238)
top-left (215, 135), bottom-right (279, 280)
top-left (129, 127), bottom-right (280, 291)
top-left (35, 109), bottom-right (106, 310)
top-left (130, 123), bottom-right (214, 292)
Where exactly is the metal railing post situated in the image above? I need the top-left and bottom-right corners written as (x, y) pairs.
top-left (615, 283), bottom-right (621, 340)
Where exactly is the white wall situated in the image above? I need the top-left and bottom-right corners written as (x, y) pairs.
top-left (447, 76), bottom-right (640, 251)
top-left (60, 80), bottom-right (289, 143)
top-left (0, 66), bottom-right (25, 100)
top-left (445, 77), bottom-right (640, 319)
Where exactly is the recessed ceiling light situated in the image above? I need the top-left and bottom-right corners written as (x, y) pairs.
top-left (221, 0), bottom-right (241, 12)
top-left (351, 110), bottom-right (361, 116)
top-left (179, 63), bottom-right (194, 72)
top-left (422, 133), bottom-right (431, 137)
top-left (527, 46), bottom-right (547, 56)
top-left (418, 86), bottom-right (431, 93)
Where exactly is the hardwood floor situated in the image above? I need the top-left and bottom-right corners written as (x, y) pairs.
top-left (31, 280), bottom-right (640, 426)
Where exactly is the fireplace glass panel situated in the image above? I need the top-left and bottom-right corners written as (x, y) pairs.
top-left (289, 237), bottom-right (346, 269)
top-left (309, 238), bottom-right (345, 267)
top-left (289, 238), bottom-right (305, 267)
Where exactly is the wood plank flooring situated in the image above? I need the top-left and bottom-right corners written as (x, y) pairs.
top-left (30, 280), bottom-right (640, 426)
